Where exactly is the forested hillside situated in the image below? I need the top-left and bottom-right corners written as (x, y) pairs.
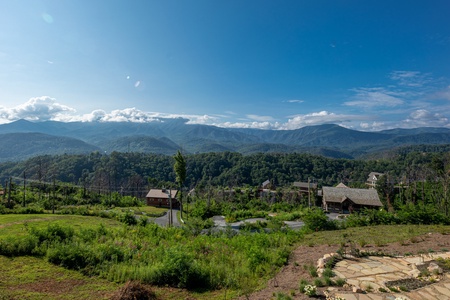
top-left (1, 147), bottom-right (448, 198)
top-left (3, 120), bottom-right (450, 161)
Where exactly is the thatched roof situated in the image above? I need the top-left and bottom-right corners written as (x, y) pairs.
top-left (322, 186), bottom-right (382, 207)
top-left (335, 183), bottom-right (348, 188)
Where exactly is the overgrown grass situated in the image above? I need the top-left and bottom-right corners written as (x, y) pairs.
top-left (299, 224), bottom-right (450, 247)
top-left (0, 214), bottom-right (300, 297)
top-left (2, 213), bottom-right (450, 299)
top-left (0, 255), bottom-right (119, 300)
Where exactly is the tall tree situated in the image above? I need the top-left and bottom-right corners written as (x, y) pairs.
top-left (376, 173), bottom-right (395, 212)
top-left (174, 150), bottom-right (186, 219)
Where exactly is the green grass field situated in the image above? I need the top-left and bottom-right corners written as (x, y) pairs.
top-left (0, 214), bottom-right (122, 239)
top-left (0, 256), bottom-right (119, 300)
top-left (1, 213), bottom-right (450, 299)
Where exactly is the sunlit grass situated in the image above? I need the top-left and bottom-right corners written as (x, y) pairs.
top-left (299, 224), bottom-right (450, 247)
top-left (0, 214), bottom-right (122, 239)
top-left (0, 256), bottom-right (118, 300)
top-left (111, 205), bottom-right (167, 215)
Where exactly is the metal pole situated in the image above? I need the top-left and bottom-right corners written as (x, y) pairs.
top-left (308, 177), bottom-right (311, 208)
top-left (23, 171), bottom-right (26, 207)
top-left (169, 188), bottom-right (172, 226)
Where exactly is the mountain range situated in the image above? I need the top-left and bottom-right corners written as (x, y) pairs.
top-left (1, 118), bottom-right (450, 161)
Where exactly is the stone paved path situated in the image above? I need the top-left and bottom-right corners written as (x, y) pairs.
top-left (332, 252), bottom-right (450, 300)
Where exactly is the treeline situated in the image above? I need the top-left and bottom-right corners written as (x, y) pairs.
top-left (0, 149), bottom-right (448, 197)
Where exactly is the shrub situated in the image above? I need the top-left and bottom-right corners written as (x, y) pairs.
top-left (302, 284), bottom-right (317, 296)
top-left (0, 236), bottom-right (39, 256)
top-left (157, 247), bottom-right (207, 288)
top-left (47, 242), bottom-right (93, 270)
top-left (118, 211), bottom-right (138, 226)
top-left (30, 223), bottom-right (75, 243)
top-left (302, 208), bottom-right (338, 232)
top-left (397, 203), bottom-right (450, 225)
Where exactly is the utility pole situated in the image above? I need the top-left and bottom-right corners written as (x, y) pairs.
top-left (52, 178), bottom-right (56, 214)
top-left (308, 177), bottom-right (311, 208)
top-left (23, 171), bottom-right (26, 207)
top-left (169, 188), bottom-right (172, 226)
top-left (7, 177), bottom-right (11, 208)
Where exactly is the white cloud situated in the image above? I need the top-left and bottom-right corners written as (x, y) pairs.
top-left (344, 87), bottom-right (404, 108)
top-left (285, 99), bottom-right (304, 103)
top-left (281, 111), bottom-right (369, 130)
top-left (401, 109), bottom-right (449, 128)
top-left (2, 94), bottom-right (450, 132)
top-left (390, 71), bottom-right (432, 87)
top-left (0, 96), bottom-right (75, 122)
top-left (214, 121), bottom-right (282, 130)
top-left (246, 114), bottom-right (275, 122)
top-left (360, 121), bottom-right (387, 131)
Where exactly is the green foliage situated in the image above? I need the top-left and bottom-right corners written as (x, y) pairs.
top-left (397, 203), bottom-right (450, 225)
top-left (103, 194), bottom-right (142, 207)
top-left (0, 235), bottom-right (40, 256)
top-left (184, 217), bottom-right (214, 235)
top-left (302, 208), bottom-right (338, 232)
top-left (30, 223), bottom-right (75, 243)
top-left (0, 216), bottom-right (300, 293)
top-left (344, 208), bottom-right (400, 227)
top-left (117, 211), bottom-right (138, 225)
top-left (189, 199), bottom-right (222, 220)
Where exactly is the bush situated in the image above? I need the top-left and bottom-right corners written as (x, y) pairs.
top-left (185, 217), bottom-right (214, 235)
top-left (397, 203), bottom-right (450, 225)
top-left (118, 211), bottom-right (138, 225)
top-left (47, 242), bottom-right (93, 270)
top-left (302, 208), bottom-right (338, 231)
top-left (30, 223), bottom-right (75, 243)
top-left (148, 246), bottom-right (208, 289)
top-left (0, 236), bottom-right (39, 256)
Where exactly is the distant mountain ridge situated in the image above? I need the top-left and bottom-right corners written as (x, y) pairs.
top-left (1, 119), bottom-right (450, 161)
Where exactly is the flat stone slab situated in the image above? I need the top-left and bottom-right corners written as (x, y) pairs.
top-left (329, 252), bottom-right (450, 299)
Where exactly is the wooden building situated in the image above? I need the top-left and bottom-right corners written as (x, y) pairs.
top-left (322, 186), bottom-right (382, 213)
top-left (145, 189), bottom-right (179, 208)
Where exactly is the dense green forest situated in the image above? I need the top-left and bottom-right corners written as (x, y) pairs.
top-left (0, 145), bottom-right (449, 200)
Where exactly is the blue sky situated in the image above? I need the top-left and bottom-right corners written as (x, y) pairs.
top-left (1, 0), bottom-right (450, 131)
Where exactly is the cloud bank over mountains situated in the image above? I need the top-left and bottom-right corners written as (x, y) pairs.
top-left (1, 71), bottom-right (449, 131)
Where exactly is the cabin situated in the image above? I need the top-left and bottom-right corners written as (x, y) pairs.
top-left (322, 186), bottom-right (383, 213)
top-left (366, 172), bottom-right (384, 188)
top-left (146, 189), bottom-right (179, 208)
top-left (293, 181), bottom-right (317, 195)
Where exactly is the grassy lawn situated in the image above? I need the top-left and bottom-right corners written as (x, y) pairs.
top-left (300, 224), bottom-right (450, 247)
top-left (0, 214), bottom-right (122, 239)
top-left (110, 206), bottom-right (167, 216)
top-left (0, 256), bottom-right (119, 300)
top-left (1, 213), bottom-right (450, 299)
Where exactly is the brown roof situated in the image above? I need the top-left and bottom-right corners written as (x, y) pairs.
top-left (322, 186), bottom-right (382, 207)
top-left (335, 183), bottom-right (348, 188)
top-left (146, 189), bottom-right (178, 199)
